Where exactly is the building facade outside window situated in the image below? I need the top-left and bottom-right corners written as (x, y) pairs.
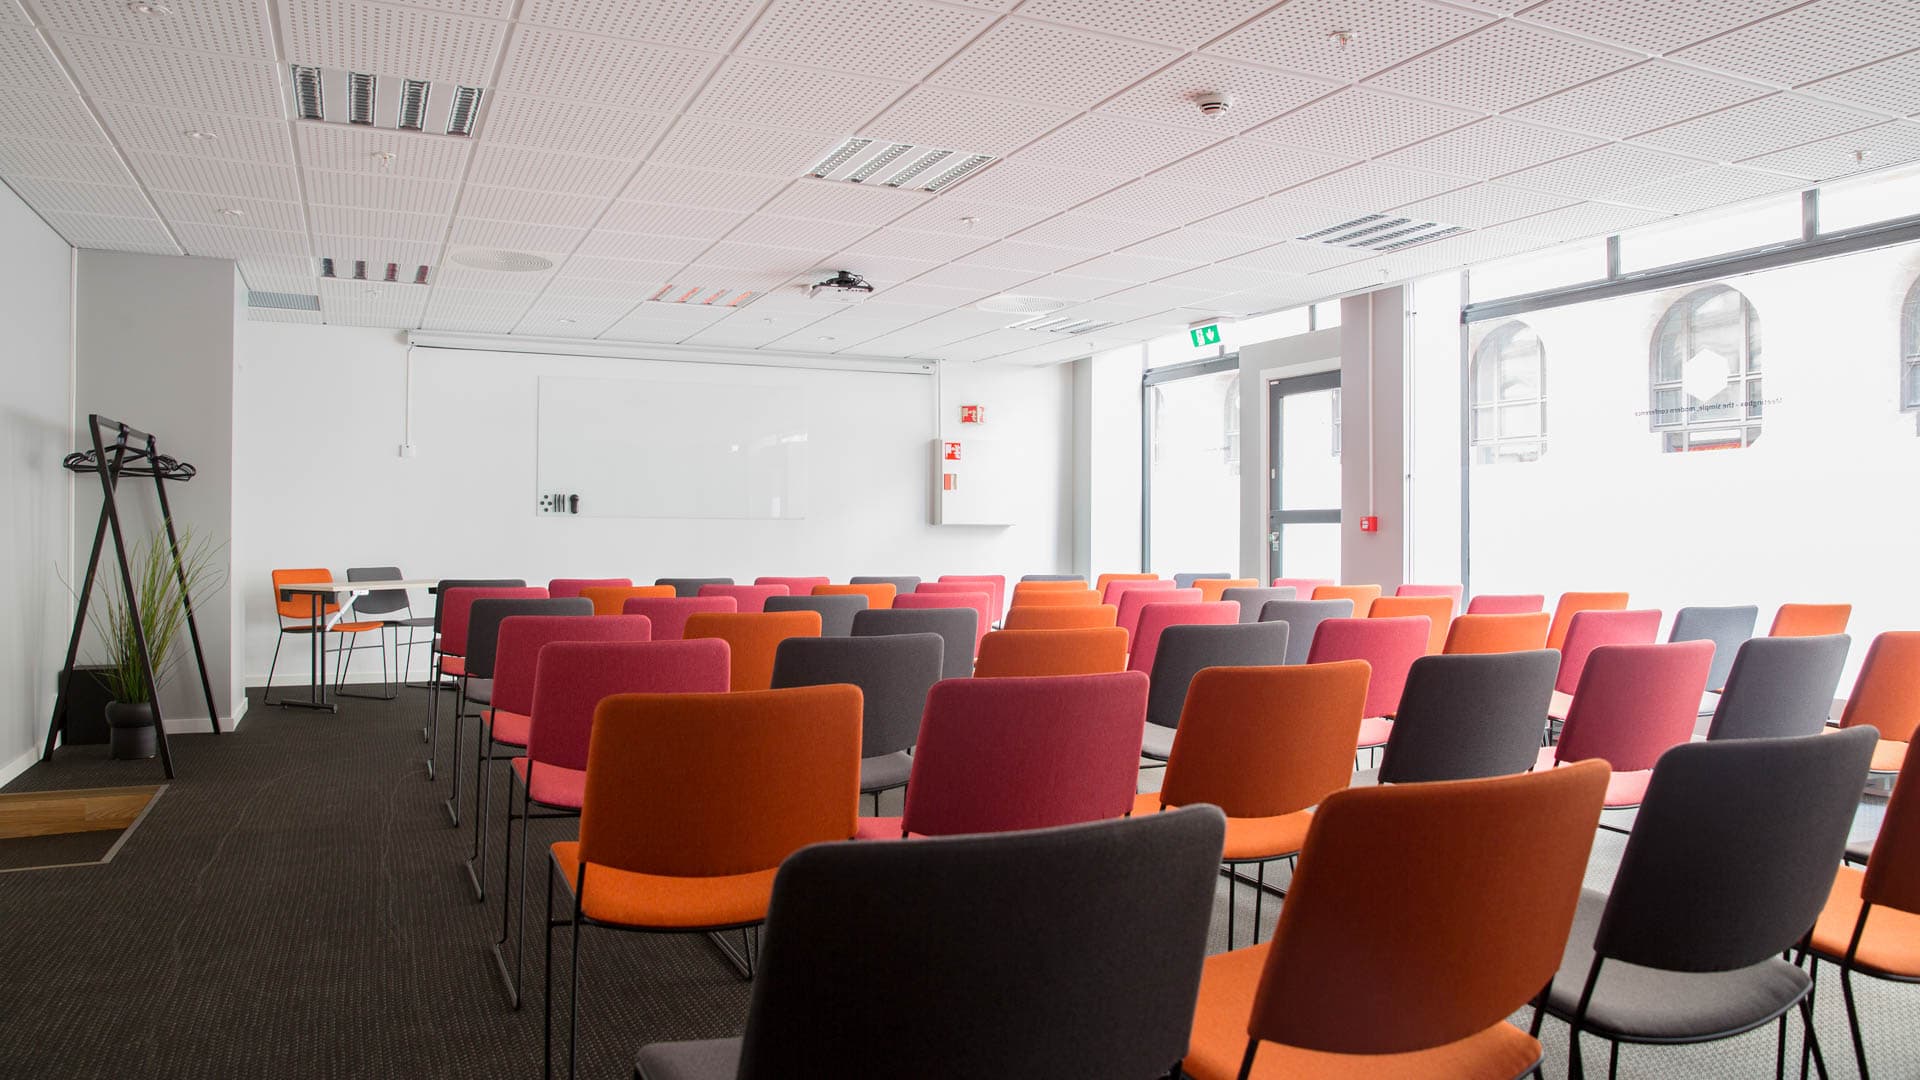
top-left (1649, 285), bottom-right (1763, 452)
top-left (1470, 321), bottom-right (1546, 463)
top-left (1902, 278), bottom-right (1920, 411)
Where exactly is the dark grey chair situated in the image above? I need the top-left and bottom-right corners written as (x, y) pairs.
top-left (1534, 728), bottom-right (1877, 1079)
top-left (343, 566), bottom-right (434, 697)
top-left (1373, 651), bottom-right (1557, 784)
top-left (1173, 572), bottom-right (1231, 589)
top-left (850, 575), bottom-right (921, 593)
top-left (763, 594), bottom-right (867, 636)
top-left (634, 807), bottom-right (1228, 1080)
top-left (1021, 573), bottom-right (1083, 582)
top-left (1669, 604), bottom-right (1760, 694)
top-left (851, 607), bottom-right (977, 680)
top-left (1257, 598), bottom-right (1353, 665)
top-left (1703, 634), bottom-right (1850, 741)
top-left (1142, 622), bottom-right (1290, 761)
top-left (450, 598), bottom-right (591, 836)
top-left (656, 577), bottom-right (733, 598)
top-left (1221, 586), bottom-right (1296, 623)
top-left (771, 634), bottom-right (945, 810)
top-left (424, 578), bottom-right (524, 777)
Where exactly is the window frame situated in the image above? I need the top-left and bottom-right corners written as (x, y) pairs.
top-left (1468, 320), bottom-right (1547, 464)
top-left (1902, 277), bottom-right (1920, 412)
top-left (1648, 285), bottom-right (1764, 452)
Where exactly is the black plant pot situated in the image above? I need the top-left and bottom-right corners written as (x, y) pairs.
top-left (106, 701), bottom-right (157, 760)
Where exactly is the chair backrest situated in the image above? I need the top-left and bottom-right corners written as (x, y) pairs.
top-left (1018, 573), bottom-right (1083, 583)
top-left (755, 576), bottom-right (830, 594)
top-left (465, 597), bottom-right (593, 678)
top-left (1271, 576), bottom-right (1334, 596)
top-left (1668, 604), bottom-right (1760, 692)
top-left (1554, 608), bottom-right (1662, 695)
top-left (1001, 604), bottom-right (1117, 631)
top-left (1367, 594), bottom-right (1454, 653)
top-left (1175, 572), bottom-right (1232, 590)
top-left (814, 582), bottom-right (894, 610)
top-left (439, 586), bottom-right (547, 656)
top-left (1312, 583), bottom-right (1382, 608)
top-left (1247, 762), bottom-right (1608, 1058)
top-left (345, 565), bottom-right (409, 617)
top-left (1117, 586), bottom-right (1202, 642)
top-left (1706, 634), bottom-right (1851, 741)
top-left (1596, 731), bottom-right (1875, 972)
top-left (1555, 640), bottom-right (1713, 772)
top-left (731, 808), bottom-right (1227, 1080)
top-left (1442, 611), bottom-right (1551, 655)
top-left (849, 575), bottom-right (921, 593)
top-left (1102, 577), bottom-right (1176, 607)
top-left (1221, 586), bottom-right (1294, 622)
top-left (1128, 601), bottom-right (1238, 676)
top-left (771, 633), bottom-right (944, 760)
top-left (851, 607), bottom-right (978, 680)
top-left (1377, 651), bottom-right (1558, 784)
top-left (547, 577), bottom-right (631, 599)
top-left (973, 627), bottom-right (1129, 678)
top-left (655, 576), bottom-right (733, 598)
top-left (1466, 593), bottom-right (1546, 614)
top-left (1770, 602), bottom-right (1852, 637)
top-left (1094, 572), bottom-right (1157, 597)
top-left (1307, 616), bottom-right (1429, 718)
top-left (1258, 599), bottom-right (1354, 665)
top-left (897, 589), bottom-right (991, 645)
top-left (492, 614), bottom-right (652, 716)
top-left (1396, 583), bottom-right (1463, 604)
top-left (1546, 590), bottom-right (1629, 651)
top-left (764, 594), bottom-right (867, 637)
top-left (1009, 587), bottom-right (1101, 608)
top-left (579, 685), bottom-right (861, 878)
top-left (272, 567), bottom-right (337, 621)
top-left (1838, 630), bottom-right (1920, 746)
top-left (698, 582), bottom-right (790, 613)
top-left (1144, 622), bottom-right (1291, 731)
top-left (937, 575), bottom-right (1005, 621)
top-left (1155, 662), bottom-right (1369, 819)
top-left (579, 584), bottom-right (675, 614)
top-left (683, 610), bottom-right (824, 691)
top-left (525, 639), bottom-right (732, 772)
top-left (899, 672), bottom-right (1148, 836)
top-left (619, 595), bottom-right (736, 639)
top-left (430, 578), bottom-right (527, 630)
top-left (1193, 577), bottom-right (1256, 602)
top-left (1863, 742), bottom-right (1920, 916)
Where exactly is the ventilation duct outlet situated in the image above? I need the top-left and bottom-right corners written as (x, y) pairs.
top-left (288, 65), bottom-right (486, 138)
top-left (806, 137), bottom-right (996, 193)
top-left (1008, 314), bottom-right (1116, 335)
top-left (1295, 214), bottom-right (1467, 253)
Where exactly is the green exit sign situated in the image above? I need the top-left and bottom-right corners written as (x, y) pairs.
top-left (1189, 324), bottom-right (1221, 347)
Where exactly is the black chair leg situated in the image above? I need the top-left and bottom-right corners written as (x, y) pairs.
top-left (1839, 966), bottom-right (1867, 1080)
top-left (1803, 985), bottom-right (1832, 1080)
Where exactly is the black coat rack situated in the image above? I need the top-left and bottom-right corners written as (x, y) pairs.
top-left (46, 415), bottom-right (222, 778)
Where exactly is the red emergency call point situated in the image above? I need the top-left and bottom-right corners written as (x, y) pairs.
top-left (960, 404), bottom-right (985, 424)
top-left (1359, 515), bottom-right (1379, 533)
top-left (943, 473), bottom-right (958, 491)
top-left (943, 441), bottom-right (962, 461)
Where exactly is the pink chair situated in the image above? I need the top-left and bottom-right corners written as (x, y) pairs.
top-left (1272, 577), bottom-right (1334, 596)
top-left (1117, 586), bottom-right (1203, 643)
top-left (431, 586), bottom-right (548, 780)
top-left (1555, 609), bottom-right (1663, 697)
top-left (857, 672), bottom-right (1148, 840)
top-left (1128, 601), bottom-right (1239, 677)
top-left (1306, 615), bottom-right (1430, 753)
top-left (699, 582), bottom-right (789, 613)
top-left (621, 595), bottom-right (736, 640)
top-left (1539, 640), bottom-right (1713, 811)
top-left (1103, 577), bottom-right (1177, 607)
top-left (1468, 593), bottom-right (1547, 614)
top-left (755, 576), bottom-right (830, 595)
top-left (896, 590), bottom-right (992, 646)
top-left (546, 578), bottom-right (632, 599)
top-left (493, 637), bottom-right (730, 1005)
top-left (1396, 584), bottom-right (1464, 605)
top-left (938, 574), bottom-right (1006, 623)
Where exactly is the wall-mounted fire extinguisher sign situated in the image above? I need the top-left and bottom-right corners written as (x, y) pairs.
top-left (943, 441), bottom-right (962, 461)
top-left (960, 404), bottom-right (985, 424)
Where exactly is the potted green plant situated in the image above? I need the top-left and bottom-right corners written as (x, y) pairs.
top-left (93, 528), bottom-right (222, 759)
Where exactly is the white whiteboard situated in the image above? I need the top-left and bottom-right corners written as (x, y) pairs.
top-left (536, 375), bottom-right (808, 519)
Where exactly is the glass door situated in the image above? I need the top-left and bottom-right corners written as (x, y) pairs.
top-left (1142, 356), bottom-right (1240, 573)
top-left (1268, 372), bottom-right (1342, 582)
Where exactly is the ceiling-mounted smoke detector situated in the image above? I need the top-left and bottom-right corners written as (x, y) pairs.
top-left (450, 249), bottom-right (554, 272)
top-left (1296, 213), bottom-right (1466, 253)
top-left (806, 137), bottom-right (996, 193)
top-left (807, 270), bottom-right (874, 303)
top-left (977, 294), bottom-right (1064, 315)
top-left (289, 65), bottom-right (486, 138)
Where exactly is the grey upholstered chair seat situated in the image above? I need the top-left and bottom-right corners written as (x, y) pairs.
top-left (1140, 722), bottom-right (1177, 761)
top-left (763, 594), bottom-right (867, 636)
top-left (1549, 889), bottom-right (1811, 1040)
top-left (860, 751), bottom-right (913, 794)
top-left (636, 1037), bottom-right (740, 1080)
top-left (1347, 767), bottom-right (1380, 787)
top-left (461, 678), bottom-right (492, 705)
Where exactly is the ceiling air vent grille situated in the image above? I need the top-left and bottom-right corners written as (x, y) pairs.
top-left (644, 284), bottom-right (760, 308)
top-left (1009, 314), bottom-right (1116, 335)
top-left (246, 291), bottom-right (320, 311)
top-left (807, 137), bottom-right (995, 193)
top-left (1296, 214), bottom-right (1467, 253)
top-left (289, 65), bottom-right (485, 138)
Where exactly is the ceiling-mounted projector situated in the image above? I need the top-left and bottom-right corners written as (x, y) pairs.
top-left (807, 269), bottom-right (874, 303)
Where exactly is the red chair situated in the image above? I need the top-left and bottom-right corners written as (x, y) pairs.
top-left (938, 574), bottom-right (1005, 623)
top-left (698, 583), bottom-right (789, 613)
top-left (896, 590), bottom-right (991, 646)
top-left (1271, 577), bottom-right (1333, 596)
top-left (1396, 583), bottom-right (1463, 605)
top-left (916, 581), bottom-right (999, 627)
top-left (1117, 586), bottom-right (1202, 643)
top-left (1103, 577), bottom-right (1177, 607)
top-left (755, 576), bottom-right (829, 595)
top-left (1128, 601), bottom-right (1239, 677)
top-left (492, 638), bottom-right (729, 1007)
top-left (1552, 608), bottom-right (1662, 704)
top-left (1307, 615), bottom-right (1429, 756)
top-left (547, 578), bottom-right (631, 599)
top-left (620, 596), bottom-right (736, 640)
top-left (857, 672), bottom-right (1148, 840)
top-left (1546, 591), bottom-right (1629, 652)
top-left (1538, 640), bottom-right (1713, 812)
top-left (431, 586), bottom-right (546, 785)
top-left (1468, 593), bottom-right (1546, 614)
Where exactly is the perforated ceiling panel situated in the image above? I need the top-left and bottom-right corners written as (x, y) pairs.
top-left (1633, 94), bottom-right (1881, 162)
top-left (738, 0), bottom-right (993, 82)
top-left (1672, 0), bottom-right (1920, 87)
top-left (518, 0), bottom-right (762, 52)
top-left (1393, 183), bottom-right (1579, 229)
top-left (1098, 56), bottom-right (1337, 134)
top-left (1506, 62), bottom-right (1767, 142)
top-left (1499, 143), bottom-right (1712, 200)
top-left (1208, 0), bottom-right (1488, 82)
top-left (1520, 0), bottom-right (1805, 54)
top-left (37, 0), bottom-right (274, 58)
top-left (1245, 86), bottom-right (1473, 159)
top-left (1016, 114), bottom-right (1223, 176)
top-left (930, 19), bottom-right (1180, 111)
top-left (499, 26), bottom-right (714, 110)
top-left (1802, 53), bottom-right (1920, 118)
top-left (1607, 165), bottom-right (1805, 215)
top-left (97, 103), bottom-right (293, 165)
top-left (864, 86), bottom-right (1076, 158)
top-left (689, 58), bottom-right (907, 134)
top-left (281, 0), bottom-right (507, 86)
top-left (1017, 0), bottom-right (1275, 50)
top-left (1152, 139), bottom-right (1351, 196)
top-left (58, 38), bottom-right (284, 117)
top-left (1383, 118), bottom-right (1603, 180)
top-left (1366, 23), bottom-right (1636, 113)
top-left (1742, 121), bottom-right (1920, 181)
top-left (1075, 179), bottom-right (1254, 227)
top-left (480, 95), bottom-right (672, 159)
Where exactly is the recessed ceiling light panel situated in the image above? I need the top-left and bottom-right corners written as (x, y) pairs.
top-left (806, 137), bottom-right (997, 193)
top-left (450, 249), bottom-right (554, 272)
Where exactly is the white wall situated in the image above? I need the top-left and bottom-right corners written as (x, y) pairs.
top-left (1339, 287), bottom-right (1410, 591)
top-left (0, 184), bottom-right (73, 782)
top-left (232, 323), bottom-right (1074, 682)
top-left (1076, 346), bottom-right (1144, 577)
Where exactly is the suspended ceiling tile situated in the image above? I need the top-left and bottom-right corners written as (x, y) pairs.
top-left (1673, 0), bottom-right (1920, 87)
top-left (312, 204), bottom-right (450, 243)
top-left (692, 240), bottom-right (826, 274)
top-left (1276, 161), bottom-right (1468, 210)
top-left (1188, 197), bottom-right (1366, 241)
top-left (1119, 226), bottom-right (1271, 263)
top-left (651, 117), bottom-right (834, 176)
top-left (553, 255), bottom-right (687, 282)
top-left (1366, 22), bottom-right (1637, 113)
top-left (58, 37), bottom-right (282, 116)
top-left (1007, 212), bottom-right (1167, 252)
top-left (479, 95), bottom-right (671, 159)
top-left (0, 1), bottom-right (27, 25)
top-left (689, 57), bottom-right (908, 135)
top-left (0, 137), bottom-right (136, 184)
top-left (4, 176), bottom-right (150, 217)
top-left (450, 220), bottom-right (589, 256)
top-left (1207, 0), bottom-right (1490, 83)
top-left (318, 278), bottom-right (430, 328)
top-left (298, 125), bottom-right (471, 179)
top-left (1100, 55), bottom-right (1339, 134)
top-left (1498, 142), bottom-right (1712, 200)
top-left (1499, 200), bottom-right (1671, 239)
top-left (1016, 0), bottom-right (1274, 51)
top-left (867, 279), bottom-right (1000, 307)
top-left (1799, 52), bottom-right (1920, 118)
top-left (237, 255), bottom-right (317, 292)
top-left (248, 306), bottom-right (325, 324)
top-left (842, 226), bottom-right (993, 261)
top-left (1152, 139), bottom-right (1351, 196)
top-left (757, 179), bottom-right (928, 226)
top-left (281, 0), bottom-right (506, 86)
top-left (1067, 249), bottom-right (1205, 282)
top-left (941, 160), bottom-right (1129, 210)
top-left (596, 200), bottom-right (748, 237)
top-left (0, 25), bottom-right (77, 92)
top-left (953, 238), bottom-right (1100, 273)
top-left (904, 260), bottom-right (1044, 294)
top-left (40, 210), bottom-right (178, 252)
top-left (0, 86), bottom-right (105, 144)
top-left (421, 294), bottom-right (524, 333)
top-left (499, 25), bottom-right (714, 111)
top-left (518, 0), bottom-right (761, 52)
top-left (173, 222), bottom-right (311, 258)
top-left (1506, 62), bottom-right (1766, 144)
top-left (1605, 165), bottom-right (1805, 214)
top-left (618, 163), bottom-right (789, 210)
top-left (36, 0), bottom-right (275, 59)
top-left (864, 87), bottom-right (1073, 160)
top-left (1632, 93), bottom-right (1883, 162)
top-left (1157, 263), bottom-right (1304, 297)
top-left (570, 230), bottom-right (709, 262)
top-left (1392, 182), bottom-right (1581, 228)
top-left (1072, 179), bottom-right (1254, 228)
top-left (468, 144), bottom-right (631, 197)
top-left (545, 274), bottom-right (667, 300)
top-left (723, 212), bottom-right (877, 251)
top-left (815, 249), bottom-right (942, 283)
top-left (1016, 114), bottom-right (1224, 176)
top-left (314, 236), bottom-right (440, 271)
top-left (1383, 118), bottom-right (1604, 181)
top-left (931, 19), bottom-right (1180, 112)
top-left (1244, 86), bottom-right (1474, 161)
top-left (430, 261), bottom-right (557, 292)
top-left (1740, 120), bottom-right (1920, 181)
top-left (738, 0), bottom-right (994, 83)
top-left (1519, 0), bottom-right (1805, 55)
top-left (456, 183), bottom-right (600, 226)
top-left (601, 303), bottom-right (731, 342)
top-left (151, 189), bottom-right (307, 231)
top-left (888, 197), bottom-right (1053, 237)
top-left (1220, 241), bottom-right (1367, 275)
top-left (96, 102), bottom-right (291, 164)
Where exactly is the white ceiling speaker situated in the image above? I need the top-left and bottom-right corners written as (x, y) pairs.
top-left (976, 294), bottom-right (1065, 315)
top-left (450, 249), bottom-right (554, 272)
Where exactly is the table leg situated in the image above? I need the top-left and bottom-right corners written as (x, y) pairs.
top-left (278, 592), bottom-right (340, 713)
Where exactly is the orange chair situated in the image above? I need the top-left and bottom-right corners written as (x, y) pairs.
top-left (578, 584), bottom-right (675, 615)
top-left (973, 627), bottom-right (1128, 678)
top-left (1001, 604), bottom-right (1118, 631)
top-left (1838, 631), bottom-right (1920, 774)
top-left (1770, 603), bottom-right (1852, 637)
top-left (1546, 591), bottom-right (1629, 652)
top-left (1012, 579), bottom-right (1088, 600)
top-left (1009, 588), bottom-right (1101, 608)
top-left (683, 611), bottom-right (822, 691)
top-left (1182, 761), bottom-right (1609, 1080)
top-left (1136, 662), bottom-right (1368, 949)
top-left (264, 568), bottom-right (386, 704)
top-left (544, 685), bottom-right (861, 1079)
top-left (813, 582), bottom-right (894, 610)
top-left (1368, 594), bottom-right (1454, 654)
top-left (1196, 578), bottom-right (1258, 603)
top-left (1312, 584), bottom-right (1382, 608)
top-left (1443, 612), bottom-right (1552, 655)
top-left (1094, 572), bottom-right (1158, 597)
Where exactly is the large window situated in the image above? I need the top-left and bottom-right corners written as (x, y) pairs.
top-left (1649, 285), bottom-right (1763, 452)
top-left (1903, 278), bottom-right (1920, 411)
top-left (1470, 321), bottom-right (1546, 464)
